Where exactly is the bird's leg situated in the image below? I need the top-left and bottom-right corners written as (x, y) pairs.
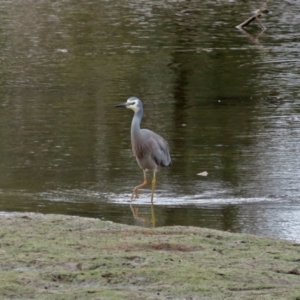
top-left (151, 170), bottom-right (157, 204)
top-left (132, 170), bottom-right (147, 200)
top-left (150, 170), bottom-right (156, 227)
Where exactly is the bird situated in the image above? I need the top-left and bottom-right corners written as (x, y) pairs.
top-left (115, 97), bottom-right (171, 201)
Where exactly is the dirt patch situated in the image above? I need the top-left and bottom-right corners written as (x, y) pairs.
top-left (147, 242), bottom-right (202, 252)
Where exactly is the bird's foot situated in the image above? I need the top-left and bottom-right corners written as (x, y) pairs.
top-left (131, 188), bottom-right (139, 200)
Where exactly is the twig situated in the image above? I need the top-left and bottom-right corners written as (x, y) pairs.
top-left (236, 0), bottom-right (270, 30)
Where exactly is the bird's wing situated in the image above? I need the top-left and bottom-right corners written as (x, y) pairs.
top-left (140, 129), bottom-right (171, 167)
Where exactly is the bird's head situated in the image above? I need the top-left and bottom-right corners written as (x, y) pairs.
top-left (115, 97), bottom-right (143, 113)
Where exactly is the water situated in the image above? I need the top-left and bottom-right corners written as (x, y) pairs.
top-left (1, 0), bottom-right (300, 242)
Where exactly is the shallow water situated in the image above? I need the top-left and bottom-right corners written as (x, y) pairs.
top-left (1, 0), bottom-right (300, 242)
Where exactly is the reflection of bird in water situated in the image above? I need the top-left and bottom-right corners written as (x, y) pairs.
top-left (130, 205), bottom-right (147, 226)
top-left (116, 97), bottom-right (171, 202)
top-left (130, 204), bottom-right (157, 228)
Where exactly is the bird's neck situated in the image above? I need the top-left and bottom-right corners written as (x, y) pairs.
top-left (131, 109), bottom-right (143, 138)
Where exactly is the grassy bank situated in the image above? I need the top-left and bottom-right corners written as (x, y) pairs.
top-left (0, 213), bottom-right (300, 299)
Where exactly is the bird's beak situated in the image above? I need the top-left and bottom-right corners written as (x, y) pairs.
top-left (115, 102), bottom-right (129, 108)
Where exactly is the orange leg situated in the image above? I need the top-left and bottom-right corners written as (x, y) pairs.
top-left (132, 170), bottom-right (147, 199)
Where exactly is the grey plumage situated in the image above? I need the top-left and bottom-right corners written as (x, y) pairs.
top-left (116, 97), bottom-right (171, 199)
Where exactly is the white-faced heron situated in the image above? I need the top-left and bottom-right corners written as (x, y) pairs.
top-left (116, 97), bottom-right (171, 200)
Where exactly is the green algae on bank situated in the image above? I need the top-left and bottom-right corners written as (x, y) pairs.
top-left (0, 213), bottom-right (300, 300)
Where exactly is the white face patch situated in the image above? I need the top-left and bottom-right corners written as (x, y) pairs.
top-left (126, 99), bottom-right (139, 112)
